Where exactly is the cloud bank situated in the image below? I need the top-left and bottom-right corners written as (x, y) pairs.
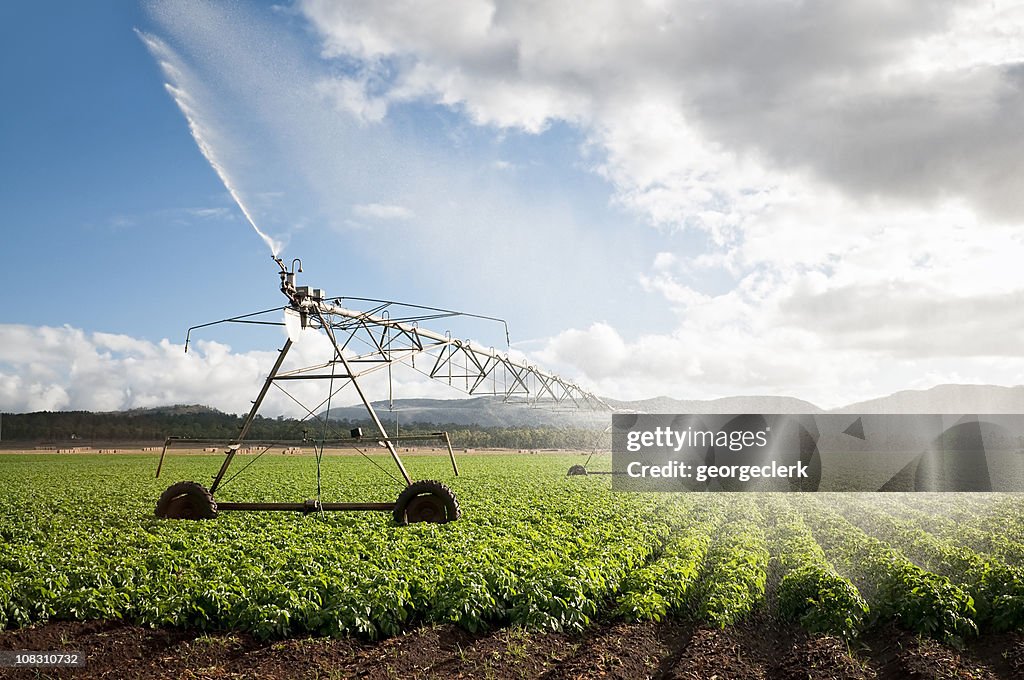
top-left (300, 0), bottom-right (1024, 223)
top-left (294, 0), bottom-right (1024, 406)
top-left (0, 324), bottom-right (470, 416)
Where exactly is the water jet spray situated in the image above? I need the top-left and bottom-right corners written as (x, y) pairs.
top-left (138, 29), bottom-right (282, 257)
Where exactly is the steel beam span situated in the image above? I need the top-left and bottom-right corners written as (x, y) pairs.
top-left (281, 297), bottom-right (610, 411)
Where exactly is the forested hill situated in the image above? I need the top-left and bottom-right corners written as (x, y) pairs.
top-left (2, 406), bottom-right (271, 442)
top-left (0, 405), bottom-right (607, 450)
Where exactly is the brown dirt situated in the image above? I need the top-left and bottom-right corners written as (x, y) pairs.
top-left (855, 627), bottom-right (1023, 680)
top-left (2, 619), bottom-right (1022, 680)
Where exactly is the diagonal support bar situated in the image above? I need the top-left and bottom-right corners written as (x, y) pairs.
top-left (210, 338), bottom-right (293, 494)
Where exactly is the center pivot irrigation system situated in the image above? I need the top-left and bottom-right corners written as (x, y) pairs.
top-left (155, 257), bottom-right (611, 524)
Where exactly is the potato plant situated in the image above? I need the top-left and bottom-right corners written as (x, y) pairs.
top-left (691, 497), bottom-right (770, 628)
top-left (615, 496), bottom-right (725, 621)
top-left (794, 496), bottom-right (977, 643)
top-left (832, 495), bottom-right (1024, 632)
top-left (765, 496), bottom-right (868, 639)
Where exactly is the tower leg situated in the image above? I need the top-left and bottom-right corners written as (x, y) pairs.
top-left (210, 339), bottom-right (293, 494)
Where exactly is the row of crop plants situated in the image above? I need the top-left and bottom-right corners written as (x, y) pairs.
top-left (615, 495), bottom-right (726, 621)
top-left (787, 495), bottom-right (978, 642)
top-left (612, 494), bottom-right (870, 639)
top-left (616, 496), bottom-right (772, 629)
top-left (871, 495), bottom-right (1024, 568)
top-left (612, 493), bottom-right (991, 643)
top-left (695, 497), bottom-right (770, 627)
top-left (830, 495), bottom-right (1024, 632)
top-left (763, 496), bottom-right (868, 639)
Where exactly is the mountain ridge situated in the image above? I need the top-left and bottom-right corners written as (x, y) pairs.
top-left (8, 384), bottom-right (1023, 427)
top-left (317, 383), bottom-right (1024, 427)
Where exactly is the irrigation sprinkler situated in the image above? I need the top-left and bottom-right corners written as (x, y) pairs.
top-left (155, 256), bottom-right (610, 523)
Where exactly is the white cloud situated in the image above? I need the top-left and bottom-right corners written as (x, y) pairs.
top-left (538, 220), bottom-right (1024, 408)
top-left (651, 252), bottom-right (677, 271)
top-left (537, 299), bottom-right (1024, 410)
top-left (0, 324), bottom-right (276, 414)
top-left (299, 0), bottom-right (1024, 224)
top-left (0, 324), bottom-right (516, 416)
top-left (186, 206), bottom-right (233, 219)
top-left (351, 202), bottom-right (415, 220)
top-left (316, 77), bottom-right (388, 123)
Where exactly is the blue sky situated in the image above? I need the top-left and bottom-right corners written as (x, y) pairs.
top-left (2, 1), bottom-right (1024, 414)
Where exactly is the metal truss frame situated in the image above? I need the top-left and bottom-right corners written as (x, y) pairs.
top-left (173, 258), bottom-right (609, 500)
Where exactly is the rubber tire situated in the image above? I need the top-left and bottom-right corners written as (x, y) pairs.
top-left (393, 480), bottom-right (460, 525)
top-left (567, 464), bottom-right (588, 476)
top-left (155, 481), bottom-right (218, 520)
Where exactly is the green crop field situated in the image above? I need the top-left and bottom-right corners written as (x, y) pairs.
top-left (2, 452), bottom-right (1024, 647)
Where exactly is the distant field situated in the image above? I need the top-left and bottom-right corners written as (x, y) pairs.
top-left (2, 453), bottom-right (1024, 677)
top-left (0, 445), bottom-right (571, 456)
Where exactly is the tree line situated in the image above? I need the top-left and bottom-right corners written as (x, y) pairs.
top-left (0, 408), bottom-right (609, 451)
